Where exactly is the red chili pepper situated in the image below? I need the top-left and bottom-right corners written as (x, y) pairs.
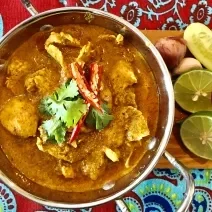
top-left (68, 122), bottom-right (81, 144)
top-left (77, 62), bottom-right (85, 75)
top-left (90, 63), bottom-right (102, 95)
top-left (68, 103), bottom-right (90, 143)
top-left (70, 62), bottom-right (103, 112)
top-left (68, 62), bottom-right (103, 144)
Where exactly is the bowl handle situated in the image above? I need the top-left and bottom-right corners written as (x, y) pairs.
top-left (116, 151), bottom-right (195, 212)
top-left (20, 0), bottom-right (38, 16)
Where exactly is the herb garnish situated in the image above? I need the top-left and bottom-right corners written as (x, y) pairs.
top-left (39, 80), bottom-right (87, 144)
top-left (39, 68), bottom-right (113, 144)
top-left (42, 118), bottom-right (67, 144)
top-left (86, 103), bottom-right (113, 130)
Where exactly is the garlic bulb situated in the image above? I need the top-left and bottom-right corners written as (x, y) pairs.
top-left (173, 57), bottom-right (203, 75)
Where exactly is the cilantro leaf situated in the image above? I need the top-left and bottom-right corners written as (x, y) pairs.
top-left (39, 79), bottom-right (88, 144)
top-left (41, 96), bottom-right (67, 120)
top-left (86, 103), bottom-right (113, 130)
top-left (42, 118), bottom-right (67, 143)
top-left (41, 96), bottom-right (87, 128)
top-left (63, 98), bottom-right (87, 127)
top-left (39, 80), bottom-right (79, 117)
top-left (39, 98), bottom-right (53, 116)
top-left (55, 80), bottom-right (79, 101)
top-left (39, 79), bottom-right (87, 123)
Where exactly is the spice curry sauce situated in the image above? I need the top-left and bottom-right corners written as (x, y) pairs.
top-left (0, 25), bottom-right (159, 192)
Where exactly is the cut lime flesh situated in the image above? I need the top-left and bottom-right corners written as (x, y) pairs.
top-left (180, 113), bottom-right (212, 160)
top-left (174, 69), bottom-right (212, 113)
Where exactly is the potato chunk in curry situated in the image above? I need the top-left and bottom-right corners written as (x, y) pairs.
top-left (0, 96), bottom-right (38, 138)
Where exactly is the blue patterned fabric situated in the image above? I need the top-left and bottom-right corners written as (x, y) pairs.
top-left (0, 169), bottom-right (211, 211)
top-left (42, 169), bottom-right (212, 212)
top-left (0, 183), bottom-right (17, 212)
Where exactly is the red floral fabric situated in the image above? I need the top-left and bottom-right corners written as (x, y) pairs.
top-left (1, 0), bottom-right (212, 33)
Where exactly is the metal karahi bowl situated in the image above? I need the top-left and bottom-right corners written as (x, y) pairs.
top-left (0, 1), bottom-right (194, 211)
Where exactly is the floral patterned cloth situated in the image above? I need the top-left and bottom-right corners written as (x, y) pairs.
top-left (1, 0), bottom-right (212, 33)
top-left (0, 0), bottom-right (212, 211)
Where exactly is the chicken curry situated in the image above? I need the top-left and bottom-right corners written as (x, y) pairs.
top-left (0, 24), bottom-right (159, 192)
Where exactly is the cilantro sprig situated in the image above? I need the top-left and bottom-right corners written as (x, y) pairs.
top-left (39, 80), bottom-right (87, 144)
top-left (39, 80), bottom-right (113, 144)
top-left (86, 103), bottom-right (113, 130)
top-left (42, 118), bottom-right (66, 144)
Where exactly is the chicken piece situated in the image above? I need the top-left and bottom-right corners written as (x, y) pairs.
top-left (36, 133), bottom-right (100, 163)
top-left (114, 88), bottom-right (137, 107)
top-left (81, 150), bottom-right (106, 180)
top-left (102, 106), bottom-right (149, 146)
top-left (124, 107), bottom-right (150, 141)
top-left (45, 32), bottom-right (65, 68)
top-left (7, 59), bottom-right (30, 76)
top-left (45, 32), bottom-right (92, 79)
top-left (6, 59), bottom-right (31, 94)
top-left (0, 96), bottom-right (39, 138)
top-left (45, 32), bottom-right (63, 46)
top-left (44, 44), bottom-right (68, 82)
top-left (37, 137), bottom-right (74, 161)
top-left (60, 32), bottom-right (81, 47)
top-left (109, 60), bottom-right (137, 94)
top-left (100, 81), bottom-right (113, 108)
top-left (61, 165), bottom-right (75, 178)
top-left (38, 127), bottom-right (48, 143)
top-left (98, 35), bottom-right (116, 42)
top-left (98, 34), bottom-right (124, 45)
top-left (57, 160), bottom-right (75, 178)
top-left (102, 111), bottom-right (126, 147)
top-left (76, 42), bottom-right (93, 63)
top-left (45, 31), bottom-right (81, 67)
top-left (6, 76), bottom-right (25, 95)
top-left (45, 32), bottom-right (87, 81)
top-left (25, 68), bottom-right (58, 96)
top-left (45, 32), bottom-right (81, 48)
top-left (45, 44), bottom-right (64, 68)
top-left (100, 87), bottom-right (112, 103)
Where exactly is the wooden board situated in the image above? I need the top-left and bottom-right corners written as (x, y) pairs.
top-left (141, 30), bottom-right (212, 168)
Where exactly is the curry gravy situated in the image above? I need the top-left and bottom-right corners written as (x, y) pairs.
top-left (0, 25), bottom-right (159, 192)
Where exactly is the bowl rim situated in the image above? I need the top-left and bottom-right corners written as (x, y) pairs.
top-left (0, 6), bottom-right (175, 209)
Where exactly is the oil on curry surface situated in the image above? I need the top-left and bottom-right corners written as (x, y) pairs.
top-left (0, 25), bottom-right (159, 192)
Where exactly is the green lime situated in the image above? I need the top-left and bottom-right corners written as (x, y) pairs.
top-left (190, 111), bottom-right (212, 117)
top-left (174, 69), bottom-right (212, 113)
top-left (180, 112), bottom-right (212, 160)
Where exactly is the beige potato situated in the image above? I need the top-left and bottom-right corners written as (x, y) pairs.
top-left (0, 96), bottom-right (39, 138)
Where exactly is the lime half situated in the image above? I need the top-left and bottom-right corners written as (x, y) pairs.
top-left (174, 69), bottom-right (212, 113)
top-left (180, 112), bottom-right (212, 160)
